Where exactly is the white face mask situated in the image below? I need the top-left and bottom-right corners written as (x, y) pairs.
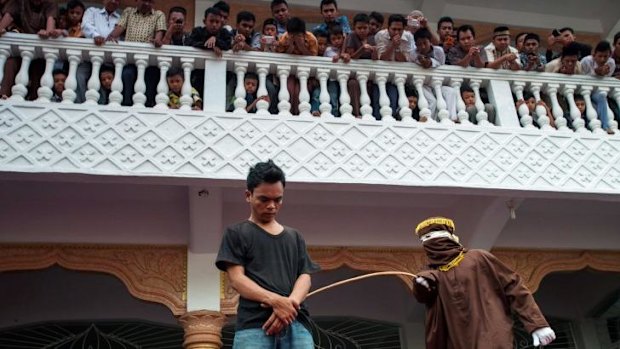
top-left (419, 230), bottom-right (460, 244)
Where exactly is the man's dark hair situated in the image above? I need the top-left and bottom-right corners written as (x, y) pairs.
top-left (353, 13), bottom-right (369, 25)
top-left (369, 11), bottom-right (384, 25)
top-left (237, 11), bottom-right (256, 24)
top-left (313, 29), bottom-right (329, 40)
top-left (328, 24), bottom-right (343, 37)
top-left (460, 85), bottom-right (474, 94)
top-left (99, 63), bottom-right (114, 76)
top-left (493, 26), bottom-right (510, 34)
top-left (457, 24), bottom-right (476, 39)
top-left (405, 85), bottom-right (417, 98)
top-left (66, 0), bottom-right (85, 11)
top-left (561, 42), bottom-right (581, 57)
top-left (320, 0), bottom-right (338, 11)
top-left (524, 33), bottom-right (540, 44)
top-left (286, 17), bottom-right (306, 34)
top-left (515, 32), bottom-right (527, 42)
top-left (437, 16), bottom-right (453, 30)
top-left (245, 72), bottom-right (258, 82)
top-left (387, 14), bottom-right (406, 27)
top-left (169, 6), bottom-right (187, 16)
top-left (270, 0), bottom-right (288, 10)
top-left (213, 1), bottom-right (230, 14)
top-left (594, 40), bottom-right (612, 54)
top-left (204, 7), bottom-right (221, 19)
top-left (523, 91), bottom-right (534, 101)
top-left (166, 66), bottom-right (184, 79)
top-left (614, 32), bottom-right (620, 46)
top-left (414, 28), bottom-right (433, 43)
top-left (574, 93), bottom-right (585, 102)
top-left (263, 18), bottom-right (277, 29)
top-left (559, 27), bottom-right (575, 34)
top-left (247, 160), bottom-right (286, 192)
top-left (52, 68), bottom-right (67, 77)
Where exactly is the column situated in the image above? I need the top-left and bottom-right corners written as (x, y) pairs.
top-left (562, 85), bottom-right (587, 133)
top-left (108, 53), bottom-right (126, 107)
top-left (470, 79), bottom-right (490, 126)
top-left (337, 70), bottom-right (354, 119)
top-left (511, 81), bottom-right (534, 128)
top-left (178, 310), bottom-right (227, 349)
top-left (154, 57), bottom-right (172, 109)
top-left (233, 62), bottom-right (248, 114)
top-left (394, 73), bottom-right (413, 122)
top-left (277, 65), bottom-right (292, 116)
top-left (413, 75), bottom-right (432, 121)
top-left (180, 58), bottom-right (195, 111)
top-left (545, 84), bottom-right (569, 132)
top-left (0, 45), bottom-right (10, 86)
top-left (132, 54), bottom-right (149, 107)
top-left (580, 85), bottom-right (604, 134)
top-left (10, 46), bottom-right (35, 101)
top-left (449, 78), bottom-right (470, 124)
top-left (84, 51), bottom-right (105, 105)
top-left (529, 82), bottom-right (553, 131)
top-left (203, 58), bottom-right (227, 113)
top-left (297, 66), bottom-right (312, 118)
top-left (255, 64), bottom-right (270, 115)
top-left (61, 49), bottom-right (81, 103)
top-left (356, 71), bottom-right (373, 121)
top-left (432, 76), bottom-right (451, 124)
top-left (375, 72), bottom-right (393, 121)
top-left (316, 68), bottom-right (333, 118)
top-left (36, 48), bottom-right (59, 103)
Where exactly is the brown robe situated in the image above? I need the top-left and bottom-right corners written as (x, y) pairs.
top-left (413, 237), bottom-right (549, 349)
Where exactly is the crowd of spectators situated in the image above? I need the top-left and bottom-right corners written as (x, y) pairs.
top-left (0, 0), bottom-right (619, 132)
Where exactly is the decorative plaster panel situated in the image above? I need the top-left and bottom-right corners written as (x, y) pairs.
top-left (1, 103), bottom-right (620, 194)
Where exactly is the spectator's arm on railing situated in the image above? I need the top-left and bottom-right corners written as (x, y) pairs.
top-left (106, 25), bottom-right (124, 43)
top-left (0, 12), bottom-right (13, 36)
top-left (81, 8), bottom-right (99, 40)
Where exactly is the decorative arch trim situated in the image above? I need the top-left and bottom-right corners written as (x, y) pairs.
top-left (0, 244), bottom-right (187, 316)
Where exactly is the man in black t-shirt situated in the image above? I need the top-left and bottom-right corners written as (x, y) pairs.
top-left (216, 160), bottom-right (319, 349)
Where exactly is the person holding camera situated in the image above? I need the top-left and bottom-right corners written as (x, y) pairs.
top-left (162, 7), bottom-right (190, 46)
top-left (447, 24), bottom-right (486, 68)
top-left (519, 33), bottom-right (547, 72)
top-left (546, 27), bottom-right (592, 62)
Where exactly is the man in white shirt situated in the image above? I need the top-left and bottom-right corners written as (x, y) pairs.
top-left (76, 0), bottom-right (121, 103)
top-left (484, 26), bottom-right (521, 70)
top-left (581, 41), bottom-right (616, 134)
top-left (371, 14), bottom-right (415, 119)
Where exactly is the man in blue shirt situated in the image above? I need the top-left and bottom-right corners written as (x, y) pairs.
top-left (312, 0), bottom-right (350, 35)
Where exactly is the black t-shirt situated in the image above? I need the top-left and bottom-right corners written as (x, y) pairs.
top-left (216, 221), bottom-right (320, 330)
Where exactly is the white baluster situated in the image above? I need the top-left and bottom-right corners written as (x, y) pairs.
top-left (36, 48), bottom-right (59, 102)
top-left (562, 85), bottom-right (587, 133)
top-left (277, 65), bottom-right (292, 116)
top-left (255, 64), bottom-right (270, 115)
top-left (132, 54), bottom-right (149, 108)
top-left (180, 58), bottom-right (195, 111)
top-left (337, 70), bottom-right (354, 119)
top-left (432, 76), bottom-right (451, 124)
top-left (297, 67), bottom-right (312, 118)
top-left (450, 78), bottom-right (470, 124)
top-left (394, 73), bottom-right (413, 123)
top-left (316, 68), bottom-right (333, 118)
top-left (233, 62), bottom-right (248, 114)
top-left (0, 45), bottom-right (11, 86)
top-left (470, 79), bottom-right (491, 126)
top-left (84, 51), bottom-right (105, 105)
top-left (61, 49), bottom-right (81, 103)
top-left (545, 84), bottom-right (569, 132)
top-left (357, 71), bottom-right (373, 121)
top-left (529, 82), bottom-right (553, 131)
top-left (154, 57), bottom-right (171, 109)
top-left (108, 53), bottom-right (126, 107)
top-left (597, 87), bottom-right (617, 133)
top-left (413, 75), bottom-right (432, 122)
top-left (10, 46), bottom-right (35, 101)
top-left (375, 72), bottom-right (394, 121)
top-left (511, 81), bottom-right (534, 129)
top-left (580, 86), bottom-right (604, 134)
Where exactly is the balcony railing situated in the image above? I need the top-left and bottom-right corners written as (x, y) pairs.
top-left (1, 33), bottom-right (620, 195)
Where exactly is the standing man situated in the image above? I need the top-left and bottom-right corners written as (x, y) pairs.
top-left (216, 160), bottom-right (320, 348)
top-left (76, 0), bottom-right (121, 103)
top-left (412, 217), bottom-right (556, 348)
top-left (313, 0), bottom-right (351, 35)
top-left (270, 0), bottom-right (290, 38)
top-left (484, 26), bottom-right (521, 70)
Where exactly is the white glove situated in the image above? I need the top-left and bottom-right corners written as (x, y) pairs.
top-left (532, 327), bottom-right (556, 346)
top-left (415, 276), bottom-right (430, 290)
